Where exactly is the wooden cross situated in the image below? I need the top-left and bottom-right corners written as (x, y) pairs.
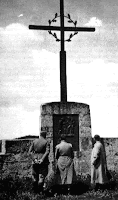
top-left (29, 0), bottom-right (95, 102)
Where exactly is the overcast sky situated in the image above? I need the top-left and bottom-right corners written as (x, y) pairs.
top-left (0, 0), bottom-right (118, 139)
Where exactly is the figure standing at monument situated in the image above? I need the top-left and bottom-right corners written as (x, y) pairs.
top-left (91, 135), bottom-right (108, 189)
top-left (29, 131), bottom-right (50, 193)
top-left (55, 135), bottom-right (76, 192)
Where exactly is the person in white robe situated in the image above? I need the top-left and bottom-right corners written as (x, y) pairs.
top-left (91, 135), bottom-right (108, 187)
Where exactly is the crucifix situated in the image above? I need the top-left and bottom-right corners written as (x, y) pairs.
top-left (29, 0), bottom-right (95, 102)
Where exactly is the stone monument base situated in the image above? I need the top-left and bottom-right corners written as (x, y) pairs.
top-left (40, 101), bottom-right (92, 174)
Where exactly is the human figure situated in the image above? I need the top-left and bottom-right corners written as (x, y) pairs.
top-left (91, 135), bottom-right (108, 190)
top-left (55, 135), bottom-right (76, 192)
top-left (29, 131), bottom-right (50, 193)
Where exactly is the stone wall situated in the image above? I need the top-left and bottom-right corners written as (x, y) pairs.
top-left (103, 138), bottom-right (118, 173)
top-left (5, 139), bottom-right (32, 154)
top-left (0, 139), bottom-right (33, 179)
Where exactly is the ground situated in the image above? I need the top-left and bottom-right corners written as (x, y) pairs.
top-left (1, 172), bottom-right (118, 200)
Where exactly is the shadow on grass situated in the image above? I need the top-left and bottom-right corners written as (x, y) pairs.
top-left (45, 179), bottom-right (118, 197)
top-left (70, 181), bottom-right (90, 195)
top-left (45, 181), bottom-right (90, 196)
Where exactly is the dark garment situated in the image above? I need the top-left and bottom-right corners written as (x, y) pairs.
top-left (32, 162), bottom-right (48, 183)
top-left (29, 137), bottom-right (50, 186)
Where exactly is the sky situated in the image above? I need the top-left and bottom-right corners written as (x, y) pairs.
top-left (0, 0), bottom-right (118, 139)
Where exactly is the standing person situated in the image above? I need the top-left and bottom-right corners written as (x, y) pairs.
top-left (29, 131), bottom-right (50, 193)
top-left (91, 135), bottom-right (108, 189)
top-left (55, 135), bottom-right (76, 192)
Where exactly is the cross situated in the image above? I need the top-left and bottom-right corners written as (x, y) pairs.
top-left (29, 0), bottom-right (95, 102)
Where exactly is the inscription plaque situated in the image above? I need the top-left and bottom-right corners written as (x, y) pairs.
top-left (53, 114), bottom-right (79, 151)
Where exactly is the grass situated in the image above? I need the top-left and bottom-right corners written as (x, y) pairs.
top-left (0, 172), bottom-right (118, 200)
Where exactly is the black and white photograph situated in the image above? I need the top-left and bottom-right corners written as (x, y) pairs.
top-left (0, 0), bottom-right (118, 199)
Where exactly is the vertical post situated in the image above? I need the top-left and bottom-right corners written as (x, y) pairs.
top-left (60, 0), bottom-right (64, 52)
top-left (60, 51), bottom-right (67, 102)
top-left (60, 0), bottom-right (67, 102)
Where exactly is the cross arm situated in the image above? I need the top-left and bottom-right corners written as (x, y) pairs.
top-left (29, 25), bottom-right (62, 31)
top-left (29, 25), bottom-right (95, 32)
top-left (64, 26), bottom-right (95, 32)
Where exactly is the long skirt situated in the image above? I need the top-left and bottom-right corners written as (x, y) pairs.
top-left (91, 163), bottom-right (108, 184)
top-left (56, 156), bottom-right (75, 185)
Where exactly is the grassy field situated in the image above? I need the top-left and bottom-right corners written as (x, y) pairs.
top-left (1, 173), bottom-right (118, 200)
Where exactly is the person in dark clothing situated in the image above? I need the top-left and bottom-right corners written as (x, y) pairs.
top-left (29, 131), bottom-right (50, 193)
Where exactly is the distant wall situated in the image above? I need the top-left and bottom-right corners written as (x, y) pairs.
top-left (103, 138), bottom-right (118, 173)
top-left (6, 139), bottom-right (32, 154)
top-left (0, 139), bottom-right (33, 178)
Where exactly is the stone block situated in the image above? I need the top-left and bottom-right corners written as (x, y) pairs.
top-left (69, 103), bottom-right (79, 114)
top-left (59, 103), bottom-right (67, 114)
top-left (79, 127), bottom-right (91, 137)
top-left (81, 114), bottom-right (91, 127)
top-left (45, 104), bottom-right (53, 114)
top-left (81, 137), bottom-right (89, 151)
top-left (41, 115), bottom-right (53, 128)
top-left (52, 103), bottom-right (60, 114)
top-left (79, 106), bottom-right (89, 116)
top-left (40, 103), bottom-right (53, 115)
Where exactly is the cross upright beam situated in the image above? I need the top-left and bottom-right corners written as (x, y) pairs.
top-left (29, 0), bottom-right (95, 102)
top-left (60, 0), bottom-right (66, 101)
top-left (60, 0), bottom-right (64, 51)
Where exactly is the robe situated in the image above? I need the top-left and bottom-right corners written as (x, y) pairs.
top-left (91, 141), bottom-right (108, 184)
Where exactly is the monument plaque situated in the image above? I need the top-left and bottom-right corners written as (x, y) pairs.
top-left (53, 114), bottom-right (79, 151)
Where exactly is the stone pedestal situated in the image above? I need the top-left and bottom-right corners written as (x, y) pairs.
top-left (40, 101), bottom-right (92, 174)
